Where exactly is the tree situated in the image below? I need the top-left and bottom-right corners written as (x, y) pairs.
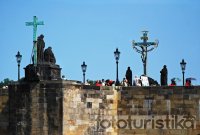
top-left (0, 78), bottom-right (14, 88)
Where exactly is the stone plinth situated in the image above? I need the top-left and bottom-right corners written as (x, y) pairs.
top-left (24, 62), bottom-right (61, 81)
top-left (9, 81), bottom-right (63, 135)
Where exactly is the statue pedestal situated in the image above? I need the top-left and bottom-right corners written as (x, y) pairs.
top-left (24, 62), bottom-right (62, 81)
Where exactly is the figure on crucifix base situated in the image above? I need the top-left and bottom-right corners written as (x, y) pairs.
top-left (44, 47), bottom-right (56, 64)
top-left (37, 34), bottom-right (45, 63)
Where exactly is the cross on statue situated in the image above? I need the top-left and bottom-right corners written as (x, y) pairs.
top-left (26, 16), bottom-right (44, 41)
top-left (132, 31), bottom-right (159, 75)
top-left (26, 16), bottom-right (44, 66)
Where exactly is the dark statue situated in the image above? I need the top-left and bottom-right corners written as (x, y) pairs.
top-left (44, 47), bottom-right (56, 64)
top-left (37, 34), bottom-right (45, 63)
top-left (148, 76), bottom-right (159, 86)
top-left (125, 67), bottom-right (132, 86)
top-left (25, 34), bottom-right (61, 81)
top-left (31, 35), bottom-right (57, 65)
top-left (160, 65), bottom-right (168, 86)
top-left (35, 35), bottom-right (56, 64)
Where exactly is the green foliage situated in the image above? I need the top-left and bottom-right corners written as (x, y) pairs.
top-left (0, 78), bottom-right (14, 88)
top-left (87, 80), bottom-right (95, 85)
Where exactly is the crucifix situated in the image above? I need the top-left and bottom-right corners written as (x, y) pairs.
top-left (26, 16), bottom-right (44, 66)
top-left (132, 31), bottom-right (159, 75)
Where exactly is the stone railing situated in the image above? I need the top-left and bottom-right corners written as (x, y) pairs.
top-left (63, 85), bottom-right (200, 135)
top-left (3, 81), bottom-right (200, 135)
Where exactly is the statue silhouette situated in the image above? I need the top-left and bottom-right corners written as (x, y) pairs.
top-left (44, 47), bottom-right (56, 64)
top-left (37, 34), bottom-right (45, 63)
top-left (160, 65), bottom-right (168, 86)
top-left (125, 67), bottom-right (132, 86)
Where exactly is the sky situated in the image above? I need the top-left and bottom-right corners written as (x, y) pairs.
top-left (0, 0), bottom-right (200, 85)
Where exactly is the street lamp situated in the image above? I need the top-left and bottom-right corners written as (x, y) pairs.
top-left (180, 59), bottom-right (186, 86)
top-left (81, 61), bottom-right (87, 84)
top-left (114, 48), bottom-right (120, 86)
top-left (132, 31), bottom-right (158, 75)
top-left (16, 51), bottom-right (22, 81)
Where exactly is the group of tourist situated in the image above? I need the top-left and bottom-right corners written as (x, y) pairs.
top-left (161, 65), bottom-right (193, 86)
top-left (121, 66), bottom-right (158, 87)
top-left (90, 66), bottom-right (157, 87)
top-left (169, 78), bottom-right (192, 86)
top-left (95, 79), bottom-right (116, 86)
top-left (92, 66), bottom-right (150, 87)
top-left (85, 65), bottom-right (194, 87)
top-left (93, 67), bottom-right (134, 87)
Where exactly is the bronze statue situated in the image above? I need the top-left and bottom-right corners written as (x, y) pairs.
top-left (37, 34), bottom-right (45, 63)
top-left (44, 47), bottom-right (56, 64)
top-left (160, 65), bottom-right (168, 86)
top-left (25, 31), bottom-right (61, 81)
top-left (125, 67), bottom-right (132, 86)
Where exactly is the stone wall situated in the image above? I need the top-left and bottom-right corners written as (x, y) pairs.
top-left (2, 81), bottom-right (200, 135)
top-left (63, 85), bottom-right (200, 135)
top-left (9, 81), bottom-right (63, 135)
top-left (0, 88), bottom-right (9, 135)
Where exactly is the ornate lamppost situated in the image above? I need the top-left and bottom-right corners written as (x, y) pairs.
top-left (81, 61), bottom-right (87, 84)
top-left (132, 31), bottom-right (159, 75)
top-left (114, 48), bottom-right (120, 86)
top-left (180, 59), bottom-right (186, 86)
top-left (16, 51), bottom-right (22, 81)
